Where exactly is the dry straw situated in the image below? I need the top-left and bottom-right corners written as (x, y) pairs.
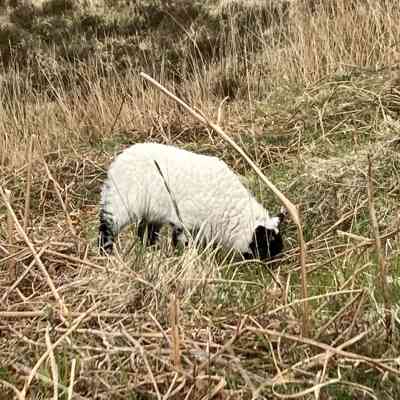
top-left (42, 158), bottom-right (77, 237)
top-left (23, 134), bottom-right (34, 232)
top-left (0, 185), bottom-right (69, 321)
top-left (139, 72), bottom-right (310, 336)
top-left (169, 294), bottom-right (182, 369)
top-left (45, 324), bottom-right (59, 400)
top-left (367, 154), bottom-right (392, 335)
top-left (5, 188), bottom-right (17, 282)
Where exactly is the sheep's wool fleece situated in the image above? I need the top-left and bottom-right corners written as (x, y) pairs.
top-left (101, 143), bottom-right (278, 253)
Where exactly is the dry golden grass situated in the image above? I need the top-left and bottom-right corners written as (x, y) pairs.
top-left (1, 1), bottom-right (400, 399)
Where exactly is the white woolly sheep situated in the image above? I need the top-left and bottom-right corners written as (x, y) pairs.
top-left (99, 142), bottom-right (285, 260)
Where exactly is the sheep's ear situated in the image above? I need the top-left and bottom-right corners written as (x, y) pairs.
top-left (249, 225), bottom-right (283, 260)
top-left (277, 207), bottom-right (288, 224)
top-left (249, 226), bottom-right (269, 259)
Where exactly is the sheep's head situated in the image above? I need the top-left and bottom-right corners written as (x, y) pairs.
top-left (246, 207), bottom-right (287, 261)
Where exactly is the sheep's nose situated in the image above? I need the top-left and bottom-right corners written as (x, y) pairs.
top-left (277, 207), bottom-right (288, 224)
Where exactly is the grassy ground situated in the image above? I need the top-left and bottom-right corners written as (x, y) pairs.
top-left (0, 0), bottom-right (400, 398)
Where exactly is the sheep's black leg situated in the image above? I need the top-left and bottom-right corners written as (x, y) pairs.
top-left (99, 210), bottom-right (114, 255)
top-left (148, 224), bottom-right (161, 245)
top-left (172, 228), bottom-right (180, 248)
top-left (172, 226), bottom-right (188, 248)
top-left (138, 221), bottom-right (161, 246)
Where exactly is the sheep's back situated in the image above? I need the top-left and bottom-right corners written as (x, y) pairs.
top-left (104, 143), bottom-right (266, 249)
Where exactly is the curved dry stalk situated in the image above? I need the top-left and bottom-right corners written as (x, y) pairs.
top-left (5, 189), bottom-right (17, 282)
top-left (140, 72), bottom-right (310, 336)
top-left (13, 363), bottom-right (89, 400)
top-left (169, 294), bottom-right (182, 370)
top-left (21, 306), bottom-right (96, 397)
top-left (0, 185), bottom-right (69, 320)
top-left (247, 326), bottom-right (400, 377)
top-left (367, 154), bottom-right (391, 335)
top-left (23, 134), bottom-right (34, 231)
top-left (45, 325), bottom-right (59, 400)
top-left (272, 377), bottom-right (340, 399)
top-left (217, 96), bottom-right (229, 125)
top-left (122, 328), bottom-right (162, 400)
top-left (0, 380), bottom-right (24, 400)
top-left (1, 245), bottom-right (48, 302)
top-left (67, 359), bottom-right (77, 400)
top-left (42, 159), bottom-right (77, 237)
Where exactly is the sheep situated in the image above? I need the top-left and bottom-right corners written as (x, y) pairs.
top-left (99, 142), bottom-right (285, 260)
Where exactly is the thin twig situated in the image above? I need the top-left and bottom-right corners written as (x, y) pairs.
top-left (21, 306), bottom-right (97, 397)
top-left (199, 377), bottom-right (226, 400)
top-left (45, 324), bottom-right (59, 400)
top-left (367, 154), bottom-right (391, 335)
top-left (122, 328), bottom-right (162, 400)
top-left (315, 290), bottom-right (364, 339)
top-left (153, 160), bottom-right (185, 231)
top-left (0, 310), bottom-right (136, 319)
top-left (169, 294), bottom-right (182, 369)
top-left (1, 245), bottom-right (48, 302)
top-left (108, 93), bottom-right (127, 137)
top-left (13, 363), bottom-right (89, 400)
top-left (162, 372), bottom-right (179, 400)
top-left (197, 317), bottom-right (247, 373)
top-left (5, 189), bottom-right (17, 282)
top-left (0, 185), bottom-right (69, 320)
top-left (0, 379), bottom-right (24, 400)
top-left (247, 327), bottom-right (400, 377)
top-left (217, 96), bottom-right (229, 126)
top-left (23, 134), bottom-right (34, 231)
top-left (67, 359), bottom-right (77, 400)
top-left (45, 249), bottom-right (106, 271)
top-left (272, 376), bottom-right (340, 399)
top-left (42, 158), bottom-right (77, 237)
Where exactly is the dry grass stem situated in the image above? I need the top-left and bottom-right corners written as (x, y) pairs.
top-left (315, 290), bottom-right (364, 339)
top-left (44, 249), bottom-right (106, 271)
top-left (45, 324), bottom-right (59, 400)
top-left (1, 245), bottom-right (47, 302)
top-left (272, 376), bottom-right (341, 399)
top-left (367, 154), bottom-right (391, 332)
top-left (0, 379), bottom-right (24, 400)
top-left (0, 310), bottom-right (138, 319)
top-left (5, 188), bottom-right (17, 282)
top-left (140, 72), bottom-right (310, 336)
top-left (200, 377), bottom-right (226, 400)
top-left (217, 96), bottom-right (229, 126)
top-left (14, 363), bottom-right (89, 400)
top-left (23, 135), bottom-right (34, 232)
top-left (0, 185), bottom-right (69, 319)
top-left (154, 160), bottom-right (186, 235)
top-left (248, 327), bottom-right (400, 377)
top-left (42, 158), bottom-right (77, 237)
top-left (21, 307), bottom-right (96, 397)
top-left (122, 328), bottom-right (162, 400)
top-left (169, 294), bottom-right (182, 370)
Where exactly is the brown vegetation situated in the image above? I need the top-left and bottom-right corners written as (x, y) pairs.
top-left (0, 0), bottom-right (400, 398)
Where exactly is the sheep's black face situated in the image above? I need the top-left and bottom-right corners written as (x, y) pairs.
top-left (246, 226), bottom-right (283, 261)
